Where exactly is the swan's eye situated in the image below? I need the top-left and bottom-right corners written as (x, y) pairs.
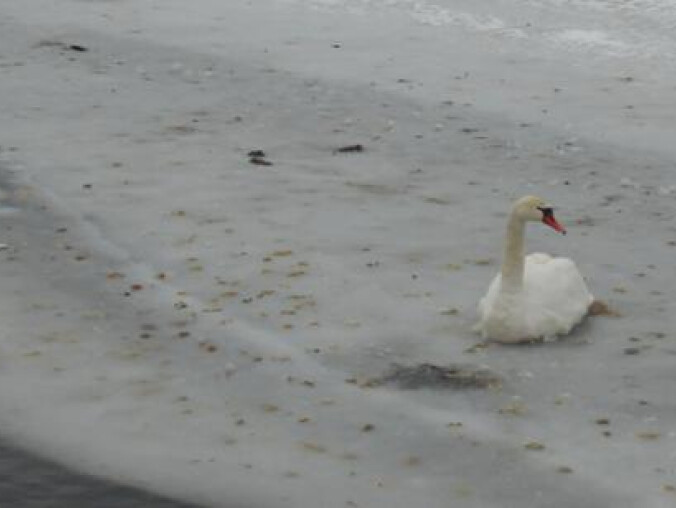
top-left (537, 206), bottom-right (554, 217)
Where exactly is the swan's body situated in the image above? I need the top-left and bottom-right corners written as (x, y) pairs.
top-left (476, 196), bottom-right (593, 343)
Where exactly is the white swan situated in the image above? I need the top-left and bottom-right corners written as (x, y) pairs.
top-left (475, 195), bottom-right (593, 343)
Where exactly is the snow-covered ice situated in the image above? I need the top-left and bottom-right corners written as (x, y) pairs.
top-left (1, 0), bottom-right (676, 506)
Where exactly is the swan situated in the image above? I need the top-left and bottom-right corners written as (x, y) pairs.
top-left (475, 195), bottom-right (593, 343)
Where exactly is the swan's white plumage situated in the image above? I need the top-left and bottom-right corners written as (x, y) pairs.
top-left (477, 253), bottom-right (593, 342)
top-left (475, 195), bottom-right (593, 343)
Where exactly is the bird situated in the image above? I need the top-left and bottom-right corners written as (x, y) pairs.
top-left (475, 195), bottom-right (593, 343)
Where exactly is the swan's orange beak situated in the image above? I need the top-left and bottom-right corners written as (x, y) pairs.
top-left (543, 214), bottom-right (566, 235)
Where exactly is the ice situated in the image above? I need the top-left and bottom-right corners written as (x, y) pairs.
top-left (548, 29), bottom-right (631, 55)
top-left (0, 0), bottom-right (675, 507)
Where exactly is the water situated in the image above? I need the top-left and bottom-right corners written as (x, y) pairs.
top-left (0, 440), bottom-right (201, 508)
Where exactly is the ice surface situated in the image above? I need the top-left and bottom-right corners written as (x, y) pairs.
top-left (0, 0), bottom-right (675, 507)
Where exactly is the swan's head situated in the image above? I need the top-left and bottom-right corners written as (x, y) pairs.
top-left (512, 195), bottom-right (566, 234)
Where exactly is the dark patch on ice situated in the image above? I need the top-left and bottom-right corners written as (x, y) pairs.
top-left (247, 150), bottom-right (273, 166)
top-left (34, 40), bottom-right (89, 53)
top-left (249, 157), bottom-right (272, 166)
top-left (333, 144), bottom-right (364, 154)
top-left (68, 44), bottom-right (88, 52)
top-left (371, 363), bottom-right (501, 390)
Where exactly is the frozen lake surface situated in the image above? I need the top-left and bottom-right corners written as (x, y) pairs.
top-left (1, 1), bottom-right (676, 507)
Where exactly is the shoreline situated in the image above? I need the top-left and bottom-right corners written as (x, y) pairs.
top-left (0, 439), bottom-right (202, 508)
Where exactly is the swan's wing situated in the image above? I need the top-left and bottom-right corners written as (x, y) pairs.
top-left (523, 255), bottom-right (593, 335)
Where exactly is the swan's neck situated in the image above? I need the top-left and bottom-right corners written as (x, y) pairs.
top-left (501, 214), bottom-right (526, 292)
